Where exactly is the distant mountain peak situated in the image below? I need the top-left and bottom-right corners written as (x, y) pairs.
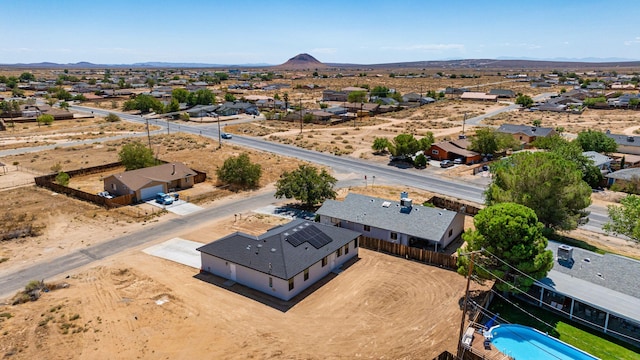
top-left (277, 53), bottom-right (327, 69)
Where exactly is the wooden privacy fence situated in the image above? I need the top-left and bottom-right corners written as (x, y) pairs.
top-left (34, 175), bottom-right (133, 209)
top-left (428, 196), bottom-right (483, 217)
top-left (359, 236), bottom-right (458, 270)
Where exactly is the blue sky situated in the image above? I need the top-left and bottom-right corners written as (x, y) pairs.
top-left (2, 0), bottom-right (640, 65)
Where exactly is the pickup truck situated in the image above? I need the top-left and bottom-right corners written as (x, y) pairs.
top-left (155, 192), bottom-right (174, 205)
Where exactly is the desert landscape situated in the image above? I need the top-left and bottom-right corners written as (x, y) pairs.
top-left (2, 60), bottom-right (640, 359)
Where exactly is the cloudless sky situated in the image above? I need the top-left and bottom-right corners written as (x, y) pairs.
top-left (2, 0), bottom-right (639, 65)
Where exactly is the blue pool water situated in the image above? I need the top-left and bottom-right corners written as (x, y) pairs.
top-left (489, 324), bottom-right (599, 360)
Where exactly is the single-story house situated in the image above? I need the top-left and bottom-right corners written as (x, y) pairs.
top-left (460, 92), bottom-right (498, 102)
top-left (526, 242), bottom-right (640, 345)
top-left (583, 151), bottom-right (612, 173)
top-left (497, 124), bottom-right (556, 145)
top-left (606, 167), bottom-right (640, 187)
top-left (197, 219), bottom-right (361, 301)
top-left (322, 90), bottom-right (348, 102)
top-left (429, 140), bottom-right (482, 164)
top-left (103, 162), bottom-right (196, 201)
top-left (316, 192), bottom-right (465, 252)
top-left (489, 89), bottom-right (515, 98)
top-left (606, 133), bottom-right (640, 155)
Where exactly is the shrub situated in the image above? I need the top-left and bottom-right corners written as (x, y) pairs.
top-left (105, 113), bottom-right (121, 122)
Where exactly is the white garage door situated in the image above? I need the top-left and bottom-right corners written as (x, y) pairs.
top-left (140, 184), bottom-right (164, 200)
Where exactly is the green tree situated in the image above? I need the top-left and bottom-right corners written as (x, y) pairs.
top-left (533, 135), bottom-right (603, 188)
top-left (583, 97), bottom-right (607, 107)
top-left (19, 72), bottom-right (35, 82)
top-left (59, 101), bottom-right (69, 110)
top-left (457, 203), bottom-right (553, 294)
top-left (303, 113), bottom-right (314, 123)
top-left (224, 93), bottom-right (236, 102)
top-left (171, 88), bottom-right (189, 103)
top-left (486, 151), bottom-right (591, 230)
top-left (603, 195), bottom-right (640, 242)
top-left (372, 137), bottom-right (390, 154)
top-left (515, 94), bottom-right (534, 108)
top-left (347, 90), bottom-right (367, 103)
top-left (532, 119), bottom-right (542, 127)
top-left (388, 133), bottom-right (420, 159)
top-left (470, 128), bottom-right (518, 155)
top-left (123, 94), bottom-right (164, 113)
top-left (283, 92), bottom-right (289, 110)
top-left (216, 153), bottom-right (262, 189)
top-left (165, 99), bottom-right (180, 113)
top-left (576, 130), bottom-right (618, 153)
top-left (370, 86), bottom-right (390, 98)
top-left (275, 165), bottom-right (337, 209)
top-left (105, 113), bottom-right (121, 122)
top-left (418, 132), bottom-right (435, 151)
top-left (36, 114), bottom-right (54, 126)
top-left (118, 141), bottom-right (155, 170)
top-left (414, 153), bottom-right (428, 168)
top-left (55, 171), bottom-right (70, 186)
top-left (187, 89), bottom-right (215, 106)
top-left (629, 98), bottom-right (640, 110)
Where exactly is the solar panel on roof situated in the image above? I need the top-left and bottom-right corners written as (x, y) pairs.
top-left (285, 224), bottom-right (333, 249)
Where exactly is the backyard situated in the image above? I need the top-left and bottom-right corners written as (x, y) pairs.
top-left (488, 296), bottom-right (640, 360)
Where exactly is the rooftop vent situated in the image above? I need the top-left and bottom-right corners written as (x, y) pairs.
top-left (382, 201), bottom-right (391, 208)
top-left (270, 248), bottom-right (276, 252)
top-left (627, 136), bottom-right (635, 142)
top-left (531, 127), bottom-right (537, 132)
top-left (401, 191), bottom-right (409, 199)
top-left (557, 244), bottom-right (573, 262)
top-left (400, 198), bottom-right (413, 209)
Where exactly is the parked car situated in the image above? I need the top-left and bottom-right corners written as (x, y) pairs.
top-left (440, 160), bottom-right (454, 168)
top-left (453, 158), bottom-right (464, 165)
top-left (221, 132), bottom-right (232, 139)
top-left (155, 192), bottom-right (174, 205)
top-left (97, 191), bottom-right (114, 199)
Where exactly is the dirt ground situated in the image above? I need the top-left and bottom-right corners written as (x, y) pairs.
top-left (2, 69), bottom-right (640, 358)
top-left (0, 187), bottom-right (487, 360)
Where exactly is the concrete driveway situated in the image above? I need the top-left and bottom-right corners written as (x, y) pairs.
top-left (143, 238), bottom-right (202, 269)
top-left (146, 199), bottom-right (204, 215)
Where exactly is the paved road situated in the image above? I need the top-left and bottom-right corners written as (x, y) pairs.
top-left (0, 100), bottom-right (614, 297)
top-left (465, 92), bottom-right (555, 126)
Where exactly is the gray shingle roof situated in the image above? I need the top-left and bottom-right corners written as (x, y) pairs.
top-left (538, 242), bottom-right (640, 322)
top-left (497, 124), bottom-right (555, 137)
top-left (606, 133), bottom-right (640, 147)
top-left (605, 167), bottom-right (640, 181)
top-left (582, 151), bottom-right (612, 168)
top-left (316, 193), bottom-right (458, 241)
top-left (196, 219), bottom-right (360, 280)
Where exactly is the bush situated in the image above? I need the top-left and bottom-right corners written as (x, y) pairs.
top-left (55, 172), bottom-right (70, 186)
top-left (105, 113), bottom-right (121, 122)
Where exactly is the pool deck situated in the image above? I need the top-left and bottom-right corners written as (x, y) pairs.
top-left (462, 327), bottom-right (510, 359)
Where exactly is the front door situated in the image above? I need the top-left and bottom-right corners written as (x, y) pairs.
top-left (229, 263), bottom-right (237, 281)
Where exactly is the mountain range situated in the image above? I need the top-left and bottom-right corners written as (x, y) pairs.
top-left (2, 54), bottom-right (640, 69)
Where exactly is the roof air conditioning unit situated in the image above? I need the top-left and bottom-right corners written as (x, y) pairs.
top-left (557, 244), bottom-right (573, 262)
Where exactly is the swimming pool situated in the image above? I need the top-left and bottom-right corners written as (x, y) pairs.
top-left (489, 324), bottom-right (599, 360)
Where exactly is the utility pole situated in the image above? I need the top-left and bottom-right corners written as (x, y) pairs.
top-left (457, 250), bottom-right (482, 359)
top-left (299, 98), bottom-right (303, 134)
top-left (217, 115), bottom-right (222, 149)
top-left (145, 117), bottom-right (152, 150)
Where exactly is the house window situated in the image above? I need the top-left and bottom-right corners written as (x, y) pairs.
top-left (288, 278), bottom-right (294, 291)
top-left (185, 177), bottom-right (190, 183)
top-left (304, 268), bottom-right (309, 281)
top-left (390, 232), bottom-right (398, 240)
top-left (432, 149), bottom-right (439, 155)
top-left (344, 244), bottom-right (349, 255)
top-left (449, 229), bottom-right (453, 237)
top-left (336, 247), bottom-right (342, 257)
top-left (354, 238), bottom-right (359, 248)
top-left (364, 225), bottom-right (370, 232)
top-left (269, 277), bottom-right (273, 288)
top-left (519, 136), bottom-right (523, 140)
top-left (111, 183), bottom-right (117, 191)
top-left (322, 256), bottom-right (328, 267)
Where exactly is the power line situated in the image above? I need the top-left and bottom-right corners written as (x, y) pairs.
top-left (479, 248), bottom-right (639, 342)
top-left (471, 261), bottom-right (627, 359)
